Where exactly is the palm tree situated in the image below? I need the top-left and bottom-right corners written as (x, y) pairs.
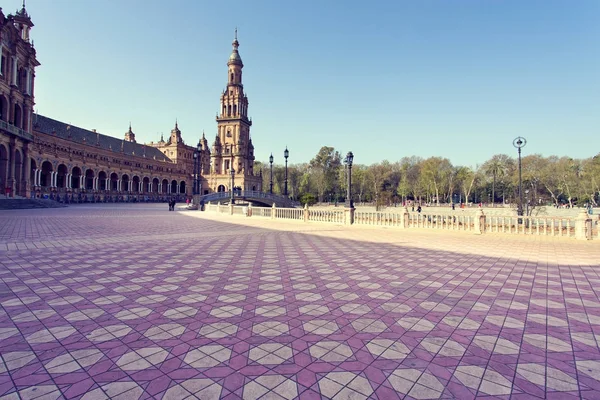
top-left (484, 154), bottom-right (511, 206)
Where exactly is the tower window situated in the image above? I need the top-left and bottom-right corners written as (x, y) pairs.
top-left (230, 73), bottom-right (234, 82)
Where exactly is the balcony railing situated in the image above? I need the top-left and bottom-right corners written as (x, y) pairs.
top-left (0, 120), bottom-right (34, 141)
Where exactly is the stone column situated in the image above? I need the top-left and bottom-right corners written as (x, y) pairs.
top-left (7, 141), bottom-right (15, 197)
top-left (23, 144), bottom-right (31, 197)
top-left (271, 203), bottom-right (276, 219)
top-left (304, 203), bottom-right (309, 222)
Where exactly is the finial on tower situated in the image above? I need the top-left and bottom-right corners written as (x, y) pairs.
top-left (175, 118), bottom-right (178, 129)
top-left (235, 27), bottom-right (237, 41)
top-left (129, 122), bottom-right (132, 132)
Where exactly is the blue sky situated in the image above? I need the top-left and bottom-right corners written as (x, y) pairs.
top-left (9, 0), bottom-right (599, 167)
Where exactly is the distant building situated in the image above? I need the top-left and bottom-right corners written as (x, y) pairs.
top-left (0, 5), bottom-right (261, 201)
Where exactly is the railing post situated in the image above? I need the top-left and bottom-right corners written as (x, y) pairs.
top-left (229, 202), bottom-right (234, 215)
top-left (474, 208), bottom-right (485, 235)
top-left (402, 206), bottom-right (409, 228)
top-left (272, 203), bottom-right (276, 220)
top-left (575, 209), bottom-right (592, 240)
top-left (217, 201), bottom-right (221, 213)
top-left (304, 203), bottom-right (309, 222)
top-left (247, 203), bottom-right (252, 217)
top-left (344, 206), bottom-right (355, 225)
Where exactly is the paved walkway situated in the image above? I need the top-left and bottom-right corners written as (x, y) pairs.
top-left (1, 204), bottom-right (600, 399)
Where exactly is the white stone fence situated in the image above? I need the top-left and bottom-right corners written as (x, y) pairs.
top-left (205, 202), bottom-right (598, 240)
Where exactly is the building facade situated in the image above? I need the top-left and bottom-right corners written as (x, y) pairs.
top-left (0, 5), bottom-right (261, 202)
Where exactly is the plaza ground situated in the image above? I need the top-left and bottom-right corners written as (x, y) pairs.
top-left (1, 204), bottom-right (600, 399)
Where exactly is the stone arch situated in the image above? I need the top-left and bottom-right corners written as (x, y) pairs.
top-left (40, 161), bottom-right (53, 188)
top-left (85, 169), bottom-right (94, 190)
top-left (13, 104), bottom-right (22, 129)
top-left (170, 180), bottom-right (178, 194)
top-left (110, 172), bottom-right (118, 191)
top-left (0, 95), bottom-right (8, 122)
top-left (56, 164), bottom-right (68, 188)
top-left (252, 185), bottom-right (256, 191)
top-left (122, 174), bottom-right (130, 192)
top-left (179, 181), bottom-right (186, 194)
top-left (132, 175), bottom-right (140, 193)
top-left (71, 167), bottom-right (82, 189)
top-left (161, 179), bottom-right (168, 194)
top-left (152, 177), bottom-right (159, 193)
top-left (0, 143), bottom-right (7, 193)
top-left (143, 177), bottom-right (150, 193)
top-left (98, 171), bottom-right (107, 190)
top-left (217, 184), bottom-right (226, 192)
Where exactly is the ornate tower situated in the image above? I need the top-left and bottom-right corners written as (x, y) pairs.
top-left (210, 29), bottom-right (260, 192)
top-left (124, 123), bottom-right (136, 142)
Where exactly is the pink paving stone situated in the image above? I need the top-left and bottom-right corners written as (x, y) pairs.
top-left (1, 205), bottom-right (600, 398)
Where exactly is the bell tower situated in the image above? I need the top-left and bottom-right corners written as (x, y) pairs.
top-left (213, 29), bottom-right (254, 183)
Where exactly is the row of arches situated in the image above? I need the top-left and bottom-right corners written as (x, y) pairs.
top-left (0, 96), bottom-right (28, 130)
top-left (31, 160), bottom-right (187, 194)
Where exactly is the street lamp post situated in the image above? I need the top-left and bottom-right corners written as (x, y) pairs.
top-left (284, 147), bottom-right (289, 197)
top-left (195, 143), bottom-right (202, 201)
top-left (230, 165), bottom-right (235, 204)
top-left (345, 151), bottom-right (354, 208)
top-left (269, 153), bottom-right (273, 194)
top-left (525, 189), bottom-right (530, 217)
top-left (513, 137), bottom-right (527, 217)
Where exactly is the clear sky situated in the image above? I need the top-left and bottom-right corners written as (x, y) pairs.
top-left (8, 0), bottom-right (600, 167)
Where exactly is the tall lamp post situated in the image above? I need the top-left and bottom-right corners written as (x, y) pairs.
top-left (195, 142), bottom-right (202, 200)
top-left (193, 148), bottom-right (199, 197)
top-left (513, 137), bottom-right (527, 217)
top-left (230, 165), bottom-right (235, 204)
top-left (284, 147), bottom-right (289, 196)
top-left (345, 151), bottom-right (354, 208)
top-left (269, 153), bottom-right (274, 194)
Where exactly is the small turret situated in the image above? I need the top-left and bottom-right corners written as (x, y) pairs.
top-left (124, 123), bottom-right (136, 143)
top-left (170, 120), bottom-right (182, 144)
top-left (13, 1), bottom-right (33, 42)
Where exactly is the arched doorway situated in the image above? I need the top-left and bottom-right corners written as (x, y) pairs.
top-left (98, 171), bottom-right (107, 190)
top-left (122, 174), bottom-right (130, 192)
top-left (85, 169), bottom-right (94, 190)
top-left (217, 185), bottom-right (226, 192)
top-left (132, 176), bottom-right (140, 192)
top-left (143, 177), bottom-right (150, 193)
top-left (110, 172), bottom-right (118, 191)
top-left (179, 181), bottom-right (186, 194)
top-left (57, 164), bottom-right (68, 188)
top-left (0, 144), bottom-right (8, 194)
top-left (170, 180), bottom-right (177, 194)
top-left (40, 161), bottom-right (53, 188)
top-left (71, 167), bottom-right (82, 189)
top-left (162, 179), bottom-right (168, 193)
top-left (152, 178), bottom-right (159, 193)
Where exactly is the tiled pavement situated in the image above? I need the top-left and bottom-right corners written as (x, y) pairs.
top-left (1, 205), bottom-right (600, 399)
